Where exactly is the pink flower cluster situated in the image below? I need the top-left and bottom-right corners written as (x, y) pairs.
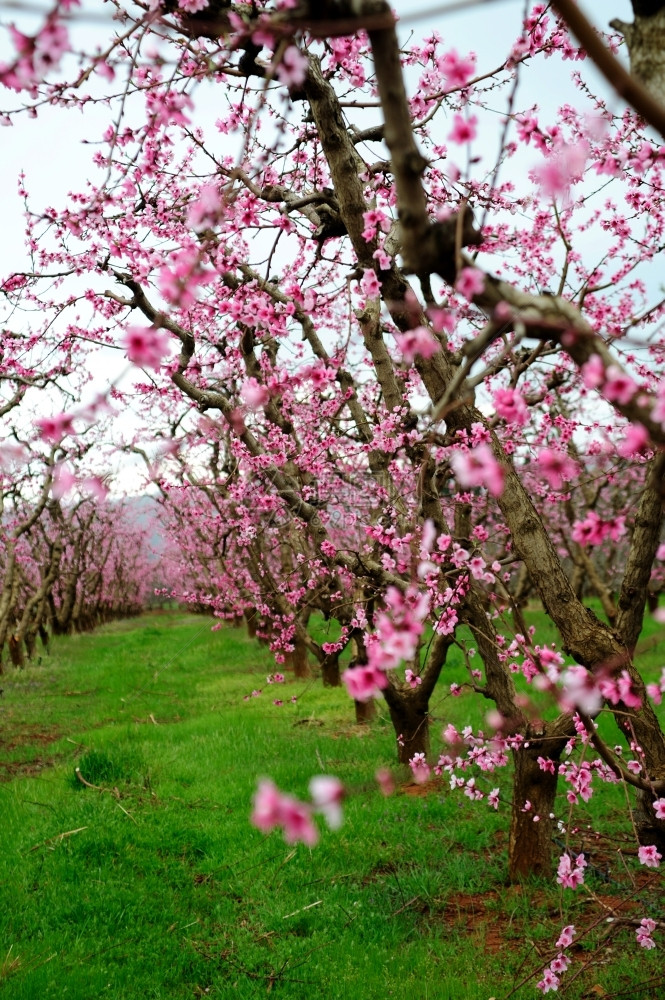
top-left (571, 511), bottom-right (625, 547)
top-left (636, 917), bottom-right (657, 949)
top-left (123, 326), bottom-right (171, 373)
top-left (394, 326), bottom-right (440, 362)
top-left (342, 586), bottom-right (430, 702)
top-left (556, 851), bottom-right (586, 889)
top-left (450, 443), bottom-right (505, 497)
top-left (251, 775), bottom-right (344, 846)
top-left (537, 925), bottom-right (575, 994)
top-left (637, 844), bottom-right (661, 868)
top-left (1, 16), bottom-right (70, 93)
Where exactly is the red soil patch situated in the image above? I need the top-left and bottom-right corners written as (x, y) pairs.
top-left (0, 723), bottom-right (61, 751)
top-left (0, 723), bottom-right (62, 782)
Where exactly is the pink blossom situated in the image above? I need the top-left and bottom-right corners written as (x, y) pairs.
top-left (240, 378), bottom-right (270, 410)
top-left (123, 325), bottom-right (171, 372)
top-left (487, 788), bottom-right (500, 809)
top-left (581, 354), bottom-right (605, 389)
top-left (360, 268), bottom-right (381, 298)
top-left (450, 444), bottom-right (504, 496)
top-left (493, 387), bottom-right (527, 425)
top-left (532, 139), bottom-right (588, 199)
top-left (81, 476), bottom-right (109, 502)
top-left (603, 365), bottom-right (637, 405)
top-left (653, 798), bottom-right (665, 820)
top-left (187, 184), bottom-right (224, 232)
top-left (448, 113), bottom-right (478, 144)
top-left (36, 412), bottom-right (75, 443)
top-left (455, 267), bottom-right (485, 300)
top-left (51, 463), bottom-right (76, 500)
top-left (556, 924), bottom-right (575, 949)
top-left (404, 668), bottom-right (421, 688)
top-left (179, 0), bottom-right (209, 12)
top-left (556, 852), bottom-right (586, 889)
top-left (617, 424), bottom-right (650, 458)
top-left (409, 752), bottom-right (431, 783)
top-left (251, 778), bottom-right (283, 833)
top-left (395, 326), bottom-right (440, 362)
top-left (341, 664), bottom-right (388, 701)
top-left (157, 249), bottom-right (211, 308)
top-left (549, 953), bottom-right (570, 974)
top-left (571, 511), bottom-right (611, 547)
top-left (636, 917), bottom-right (657, 950)
top-left (536, 968), bottom-right (560, 994)
top-left (536, 448), bottom-right (578, 490)
top-left (275, 45), bottom-right (309, 88)
top-left (598, 669), bottom-right (642, 709)
top-left (438, 48), bottom-right (476, 89)
top-left (560, 665), bottom-right (603, 715)
top-left (638, 844), bottom-right (661, 868)
top-left (33, 18), bottom-right (70, 77)
top-left (251, 779), bottom-right (319, 846)
top-left (309, 775), bottom-right (344, 830)
top-left (375, 768), bottom-right (395, 796)
top-left (648, 683), bottom-right (663, 705)
top-left (362, 208), bottom-right (391, 242)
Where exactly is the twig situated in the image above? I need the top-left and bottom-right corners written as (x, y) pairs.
top-left (29, 826), bottom-right (88, 853)
top-left (551, 0), bottom-right (665, 141)
top-left (282, 899), bottom-right (322, 919)
top-left (116, 802), bottom-right (138, 824)
top-left (75, 767), bottom-right (103, 790)
top-left (391, 895), bottom-right (420, 917)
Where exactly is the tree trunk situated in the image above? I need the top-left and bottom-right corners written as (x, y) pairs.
top-left (509, 734), bottom-right (563, 881)
top-left (8, 634), bottom-right (25, 669)
top-left (39, 624), bottom-right (50, 652)
top-left (288, 635), bottom-right (311, 678)
top-left (24, 631), bottom-right (36, 660)
top-left (354, 698), bottom-right (376, 724)
top-left (321, 650), bottom-right (341, 687)
top-left (383, 690), bottom-right (430, 763)
top-left (244, 611), bottom-right (258, 639)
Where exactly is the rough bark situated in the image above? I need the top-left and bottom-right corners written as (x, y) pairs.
top-left (381, 684), bottom-right (431, 763)
top-left (321, 650), bottom-right (341, 687)
top-left (616, 452), bottom-right (665, 650)
top-left (355, 698), bottom-right (376, 725)
top-left (287, 635), bottom-right (311, 679)
top-left (509, 732), bottom-right (565, 880)
top-left (8, 632), bottom-right (25, 669)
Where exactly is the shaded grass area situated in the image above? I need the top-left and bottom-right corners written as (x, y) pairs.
top-left (0, 611), bottom-right (663, 999)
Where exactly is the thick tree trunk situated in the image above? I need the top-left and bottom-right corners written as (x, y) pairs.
top-left (287, 635), bottom-right (311, 678)
top-left (383, 689), bottom-right (430, 763)
top-left (8, 634), bottom-right (25, 669)
top-left (321, 650), bottom-right (341, 687)
top-left (354, 698), bottom-right (376, 724)
top-left (509, 735), bottom-right (563, 881)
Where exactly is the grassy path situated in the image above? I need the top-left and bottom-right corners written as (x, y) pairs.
top-left (0, 612), bottom-right (661, 998)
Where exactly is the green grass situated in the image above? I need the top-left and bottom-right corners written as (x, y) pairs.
top-left (0, 611), bottom-right (663, 999)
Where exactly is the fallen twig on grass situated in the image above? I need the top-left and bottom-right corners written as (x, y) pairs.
top-left (282, 899), bottom-right (322, 919)
top-left (390, 896), bottom-right (420, 917)
top-left (75, 767), bottom-right (103, 790)
top-left (75, 767), bottom-right (138, 822)
top-left (28, 826), bottom-right (88, 853)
